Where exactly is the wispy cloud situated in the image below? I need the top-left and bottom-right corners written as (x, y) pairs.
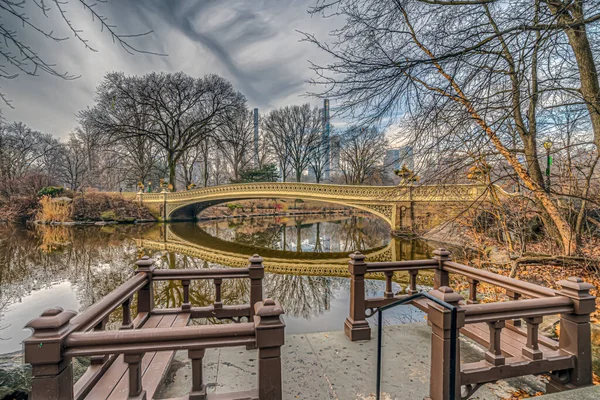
top-left (2, 0), bottom-right (336, 138)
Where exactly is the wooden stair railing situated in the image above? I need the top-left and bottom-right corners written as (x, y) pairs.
top-left (24, 254), bottom-right (284, 400)
top-left (345, 248), bottom-right (596, 400)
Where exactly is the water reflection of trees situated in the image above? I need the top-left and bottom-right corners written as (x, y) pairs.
top-left (264, 274), bottom-right (342, 318)
top-left (1, 218), bottom-right (426, 349)
top-left (148, 252), bottom-right (250, 315)
top-left (0, 225), bottom-right (151, 316)
top-left (198, 215), bottom-right (391, 253)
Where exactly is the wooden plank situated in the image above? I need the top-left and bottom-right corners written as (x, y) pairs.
top-left (462, 322), bottom-right (558, 360)
top-left (461, 354), bottom-right (575, 385)
top-left (140, 312), bottom-right (191, 398)
top-left (83, 314), bottom-right (164, 399)
top-left (74, 354), bottom-right (118, 400)
top-left (505, 323), bottom-right (560, 351)
top-left (106, 314), bottom-right (178, 400)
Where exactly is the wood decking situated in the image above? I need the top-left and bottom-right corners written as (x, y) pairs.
top-left (76, 313), bottom-right (191, 400)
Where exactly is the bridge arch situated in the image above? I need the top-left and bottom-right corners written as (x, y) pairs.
top-left (137, 182), bottom-right (492, 232)
top-left (166, 195), bottom-right (395, 229)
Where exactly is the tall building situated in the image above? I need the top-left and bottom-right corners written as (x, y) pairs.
top-left (384, 146), bottom-right (414, 183)
top-left (253, 108), bottom-right (259, 167)
top-left (322, 99), bottom-right (331, 180)
top-left (330, 135), bottom-right (341, 176)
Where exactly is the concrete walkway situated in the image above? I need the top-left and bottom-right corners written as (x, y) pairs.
top-left (538, 386), bottom-right (600, 399)
top-left (156, 322), bottom-right (552, 400)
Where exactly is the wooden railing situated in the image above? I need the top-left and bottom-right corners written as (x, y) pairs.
top-left (345, 248), bottom-right (596, 400)
top-left (24, 255), bottom-right (284, 400)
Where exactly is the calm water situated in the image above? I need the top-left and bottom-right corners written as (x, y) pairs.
top-left (0, 215), bottom-right (434, 358)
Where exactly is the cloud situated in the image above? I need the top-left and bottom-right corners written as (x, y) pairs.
top-left (1, 0), bottom-right (338, 138)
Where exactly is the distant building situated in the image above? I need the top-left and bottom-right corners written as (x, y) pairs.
top-left (322, 99), bottom-right (331, 180)
top-left (384, 146), bottom-right (414, 184)
top-left (253, 108), bottom-right (259, 167)
top-left (330, 135), bottom-right (341, 177)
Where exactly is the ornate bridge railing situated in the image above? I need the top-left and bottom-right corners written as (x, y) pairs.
top-left (137, 182), bottom-right (499, 230)
top-left (24, 255), bottom-right (285, 400)
top-left (137, 182), bottom-right (492, 204)
top-left (346, 248), bottom-right (596, 400)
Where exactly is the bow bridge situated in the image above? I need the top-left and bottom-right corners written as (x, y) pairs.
top-left (137, 182), bottom-right (493, 231)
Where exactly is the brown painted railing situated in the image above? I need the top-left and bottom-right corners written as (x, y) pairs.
top-left (345, 248), bottom-right (596, 400)
top-left (24, 254), bottom-right (284, 400)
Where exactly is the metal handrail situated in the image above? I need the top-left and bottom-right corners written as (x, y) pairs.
top-left (375, 292), bottom-right (458, 400)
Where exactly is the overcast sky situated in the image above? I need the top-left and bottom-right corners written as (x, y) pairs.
top-left (1, 0), bottom-right (339, 139)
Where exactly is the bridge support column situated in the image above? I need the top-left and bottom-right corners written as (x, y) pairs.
top-left (394, 202), bottom-right (414, 233)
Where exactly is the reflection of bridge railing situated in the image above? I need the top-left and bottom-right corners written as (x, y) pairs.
top-left (346, 248), bottom-right (596, 399)
top-left (135, 223), bottom-right (433, 277)
top-left (136, 238), bottom-right (388, 277)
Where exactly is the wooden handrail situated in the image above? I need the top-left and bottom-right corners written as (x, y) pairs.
top-left (152, 268), bottom-right (251, 280)
top-left (461, 297), bottom-right (574, 324)
top-left (443, 261), bottom-right (559, 298)
top-left (71, 272), bottom-right (148, 332)
top-left (366, 259), bottom-right (438, 273)
top-left (66, 323), bottom-right (256, 347)
top-left (64, 323), bottom-right (257, 356)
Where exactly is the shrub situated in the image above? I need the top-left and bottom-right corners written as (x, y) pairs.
top-left (0, 196), bottom-right (39, 222)
top-left (36, 196), bottom-right (72, 223)
top-left (71, 192), bottom-right (154, 221)
top-left (100, 210), bottom-right (117, 220)
top-left (37, 186), bottom-right (65, 198)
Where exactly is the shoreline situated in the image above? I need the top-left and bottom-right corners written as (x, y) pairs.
top-left (25, 209), bottom-right (367, 226)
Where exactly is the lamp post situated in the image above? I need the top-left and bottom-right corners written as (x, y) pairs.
top-left (543, 139), bottom-right (553, 193)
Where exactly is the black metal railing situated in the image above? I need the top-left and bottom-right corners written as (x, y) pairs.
top-left (375, 292), bottom-right (458, 400)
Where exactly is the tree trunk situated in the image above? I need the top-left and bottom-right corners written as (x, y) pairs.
top-left (549, 2), bottom-right (600, 151)
top-left (168, 158), bottom-right (177, 191)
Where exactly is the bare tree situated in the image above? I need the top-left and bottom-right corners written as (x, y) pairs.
top-left (0, 0), bottom-right (163, 108)
top-left (177, 146), bottom-right (203, 189)
top-left (80, 72), bottom-right (246, 190)
top-left (339, 126), bottom-right (387, 185)
top-left (198, 137), bottom-right (214, 187)
top-left (0, 121), bottom-right (60, 183)
top-left (58, 136), bottom-right (88, 191)
top-left (309, 141), bottom-right (330, 183)
top-left (263, 104), bottom-right (322, 182)
top-left (111, 134), bottom-right (162, 189)
top-left (218, 109), bottom-right (254, 182)
top-left (303, 0), bottom-right (600, 254)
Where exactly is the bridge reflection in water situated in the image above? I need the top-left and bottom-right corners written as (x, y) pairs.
top-left (0, 215), bottom-right (432, 360)
top-left (135, 216), bottom-right (435, 332)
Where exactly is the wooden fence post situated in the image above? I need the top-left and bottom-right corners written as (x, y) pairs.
top-left (344, 251), bottom-right (371, 341)
top-left (24, 307), bottom-right (77, 400)
top-left (248, 254), bottom-right (265, 322)
top-left (427, 287), bottom-right (464, 400)
top-left (254, 299), bottom-right (285, 400)
top-left (135, 256), bottom-right (156, 313)
top-left (547, 277), bottom-right (596, 392)
top-left (433, 248), bottom-right (451, 290)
